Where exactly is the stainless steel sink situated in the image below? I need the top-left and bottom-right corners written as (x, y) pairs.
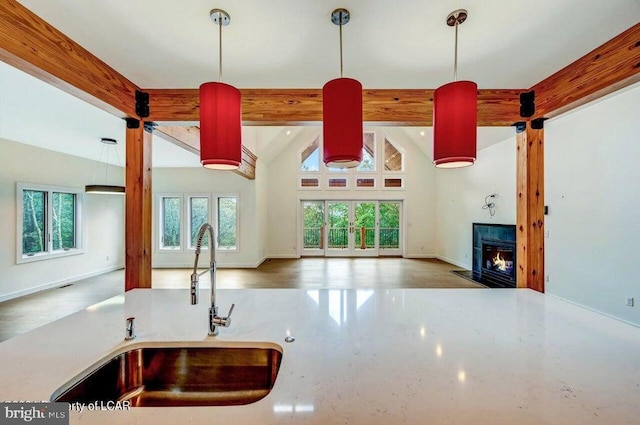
top-left (51, 342), bottom-right (283, 407)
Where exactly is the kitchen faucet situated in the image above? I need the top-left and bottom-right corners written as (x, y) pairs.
top-left (190, 223), bottom-right (234, 336)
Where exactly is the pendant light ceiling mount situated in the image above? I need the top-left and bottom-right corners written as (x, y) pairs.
top-left (446, 9), bottom-right (467, 27)
top-left (323, 8), bottom-right (363, 169)
top-left (210, 8), bottom-right (230, 26)
top-left (331, 8), bottom-right (350, 26)
top-left (199, 7), bottom-right (242, 170)
top-left (432, 8), bottom-right (477, 169)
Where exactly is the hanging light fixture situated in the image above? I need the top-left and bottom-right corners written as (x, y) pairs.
top-left (85, 137), bottom-right (125, 195)
top-left (323, 8), bottom-right (363, 169)
top-left (433, 9), bottom-right (477, 168)
top-left (199, 8), bottom-right (241, 170)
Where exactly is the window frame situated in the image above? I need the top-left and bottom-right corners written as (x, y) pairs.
top-left (16, 182), bottom-right (84, 264)
top-left (155, 192), bottom-right (239, 253)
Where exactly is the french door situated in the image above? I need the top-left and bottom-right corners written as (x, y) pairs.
top-left (325, 201), bottom-right (377, 257)
top-left (301, 200), bottom-right (402, 257)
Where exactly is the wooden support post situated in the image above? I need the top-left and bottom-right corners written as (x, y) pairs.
top-left (125, 120), bottom-right (153, 291)
top-left (516, 120), bottom-right (545, 292)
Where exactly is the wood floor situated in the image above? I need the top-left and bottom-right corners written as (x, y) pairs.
top-left (0, 258), bottom-right (478, 341)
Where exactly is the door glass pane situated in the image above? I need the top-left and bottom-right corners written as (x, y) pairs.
top-left (22, 190), bottom-right (46, 255)
top-left (217, 197), bottom-right (237, 249)
top-left (354, 202), bottom-right (375, 249)
top-left (189, 197), bottom-right (209, 249)
top-left (327, 202), bottom-right (349, 249)
top-left (302, 201), bottom-right (325, 249)
top-left (161, 197), bottom-right (181, 249)
top-left (52, 192), bottom-right (76, 250)
top-left (379, 202), bottom-right (400, 249)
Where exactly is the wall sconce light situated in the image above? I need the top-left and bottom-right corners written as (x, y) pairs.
top-left (85, 137), bottom-right (125, 195)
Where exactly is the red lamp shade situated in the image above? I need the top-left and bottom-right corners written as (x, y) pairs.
top-left (323, 77), bottom-right (363, 168)
top-left (433, 80), bottom-right (477, 168)
top-left (199, 82), bottom-right (242, 170)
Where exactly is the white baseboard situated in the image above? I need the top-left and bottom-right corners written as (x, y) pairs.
top-left (403, 254), bottom-right (436, 259)
top-left (266, 254), bottom-right (299, 259)
top-left (434, 255), bottom-right (470, 270)
top-left (0, 265), bottom-right (123, 303)
top-left (547, 293), bottom-right (640, 329)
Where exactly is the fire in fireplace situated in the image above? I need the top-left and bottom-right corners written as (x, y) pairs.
top-left (481, 240), bottom-right (516, 286)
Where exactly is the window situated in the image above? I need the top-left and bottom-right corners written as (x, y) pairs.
top-left (217, 197), bottom-right (237, 250)
top-left (157, 193), bottom-right (238, 252)
top-left (300, 137), bottom-right (320, 171)
top-left (188, 196), bottom-right (209, 249)
top-left (356, 132), bottom-right (376, 172)
top-left (17, 183), bottom-right (83, 263)
top-left (160, 196), bottom-right (181, 250)
top-left (384, 138), bottom-right (403, 171)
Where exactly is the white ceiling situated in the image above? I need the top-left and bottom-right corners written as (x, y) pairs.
top-left (16, 0), bottom-right (640, 89)
top-left (3, 1), bottom-right (640, 167)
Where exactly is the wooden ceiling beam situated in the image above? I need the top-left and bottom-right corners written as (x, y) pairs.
top-left (531, 22), bottom-right (640, 120)
top-left (1, 0), bottom-right (636, 127)
top-left (154, 126), bottom-right (257, 180)
top-left (0, 0), bottom-right (141, 119)
top-left (147, 88), bottom-right (524, 126)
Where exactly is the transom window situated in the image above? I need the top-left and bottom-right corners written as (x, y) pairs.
top-left (297, 131), bottom-right (405, 191)
top-left (300, 137), bottom-right (320, 171)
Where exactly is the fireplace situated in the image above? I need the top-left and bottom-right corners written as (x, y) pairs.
top-left (471, 223), bottom-right (517, 288)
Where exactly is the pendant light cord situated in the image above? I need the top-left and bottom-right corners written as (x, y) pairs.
top-left (90, 141), bottom-right (122, 185)
top-left (453, 21), bottom-right (459, 82)
top-left (218, 11), bottom-right (223, 82)
top-left (339, 11), bottom-right (344, 78)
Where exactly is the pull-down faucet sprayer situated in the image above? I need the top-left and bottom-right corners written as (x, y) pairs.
top-left (191, 223), bottom-right (234, 336)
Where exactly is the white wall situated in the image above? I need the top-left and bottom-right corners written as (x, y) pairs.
top-left (265, 127), bottom-right (438, 258)
top-left (545, 84), bottom-right (640, 326)
top-left (435, 137), bottom-right (517, 268)
top-left (152, 167), bottom-right (262, 268)
top-left (0, 139), bottom-right (125, 300)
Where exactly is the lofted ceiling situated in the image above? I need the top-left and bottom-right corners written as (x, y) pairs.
top-left (15, 0), bottom-right (640, 89)
top-left (4, 1), bottom-right (640, 167)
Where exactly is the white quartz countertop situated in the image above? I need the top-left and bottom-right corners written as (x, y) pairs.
top-left (1, 288), bottom-right (639, 424)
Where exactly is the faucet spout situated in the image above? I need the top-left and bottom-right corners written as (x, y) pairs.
top-left (191, 223), bottom-right (216, 306)
top-left (190, 223), bottom-right (233, 336)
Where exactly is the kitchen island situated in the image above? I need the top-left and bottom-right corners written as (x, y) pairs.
top-left (0, 288), bottom-right (639, 424)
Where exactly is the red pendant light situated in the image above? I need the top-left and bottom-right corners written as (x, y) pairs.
top-left (323, 9), bottom-right (363, 169)
top-left (199, 9), bottom-right (241, 170)
top-left (433, 9), bottom-right (477, 169)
